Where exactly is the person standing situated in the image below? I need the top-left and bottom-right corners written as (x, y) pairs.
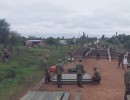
top-left (124, 63), bottom-right (130, 100)
top-left (118, 52), bottom-right (124, 68)
top-left (96, 50), bottom-right (100, 60)
top-left (76, 58), bottom-right (85, 87)
top-left (55, 59), bottom-right (65, 88)
top-left (92, 66), bottom-right (101, 84)
top-left (69, 50), bottom-right (73, 62)
top-left (123, 54), bottom-right (128, 69)
top-left (44, 55), bottom-right (51, 84)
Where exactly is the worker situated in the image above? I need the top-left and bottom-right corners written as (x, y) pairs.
top-left (55, 59), bottom-right (65, 88)
top-left (76, 58), bottom-right (85, 87)
top-left (44, 55), bottom-right (51, 84)
top-left (92, 66), bottom-right (101, 84)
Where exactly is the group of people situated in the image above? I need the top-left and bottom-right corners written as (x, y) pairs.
top-left (44, 56), bottom-right (101, 88)
top-left (86, 42), bottom-right (108, 51)
top-left (75, 58), bottom-right (101, 87)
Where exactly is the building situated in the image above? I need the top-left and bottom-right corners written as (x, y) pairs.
top-left (25, 40), bottom-right (44, 47)
top-left (59, 40), bottom-right (67, 45)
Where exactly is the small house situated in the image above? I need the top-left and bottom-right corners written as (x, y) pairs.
top-left (25, 40), bottom-right (43, 47)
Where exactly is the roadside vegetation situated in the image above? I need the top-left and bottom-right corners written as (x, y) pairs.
top-left (0, 45), bottom-right (73, 100)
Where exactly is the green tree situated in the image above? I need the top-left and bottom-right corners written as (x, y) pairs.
top-left (46, 37), bottom-right (56, 46)
top-left (10, 31), bottom-right (22, 46)
top-left (0, 19), bottom-right (10, 47)
top-left (101, 34), bottom-right (105, 40)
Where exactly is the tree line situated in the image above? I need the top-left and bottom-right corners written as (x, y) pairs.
top-left (0, 19), bottom-right (26, 47)
top-left (1, 19), bottom-right (130, 50)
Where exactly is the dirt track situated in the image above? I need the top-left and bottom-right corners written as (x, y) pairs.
top-left (41, 58), bottom-right (125, 100)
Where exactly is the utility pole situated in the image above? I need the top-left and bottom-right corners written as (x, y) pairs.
top-left (116, 32), bottom-right (117, 37)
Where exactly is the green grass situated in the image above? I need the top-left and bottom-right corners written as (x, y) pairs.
top-left (0, 45), bottom-right (74, 100)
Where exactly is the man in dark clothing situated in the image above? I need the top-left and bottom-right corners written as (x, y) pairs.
top-left (69, 50), bottom-right (73, 62)
top-left (55, 59), bottom-right (65, 88)
top-left (44, 55), bottom-right (51, 84)
top-left (96, 50), bottom-right (100, 60)
top-left (76, 58), bottom-right (85, 87)
top-left (124, 63), bottom-right (130, 100)
top-left (92, 67), bottom-right (101, 84)
top-left (118, 52), bottom-right (124, 68)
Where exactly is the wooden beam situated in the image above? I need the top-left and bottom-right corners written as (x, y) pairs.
top-left (127, 95), bottom-right (130, 100)
top-left (74, 90), bottom-right (82, 100)
top-left (62, 92), bottom-right (70, 100)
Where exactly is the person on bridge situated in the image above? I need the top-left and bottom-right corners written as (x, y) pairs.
top-left (118, 52), bottom-right (124, 68)
top-left (92, 66), bottom-right (101, 84)
top-left (55, 59), bottom-right (65, 88)
top-left (76, 58), bottom-right (85, 87)
top-left (44, 55), bottom-right (51, 84)
top-left (124, 63), bottom-right (130, 100)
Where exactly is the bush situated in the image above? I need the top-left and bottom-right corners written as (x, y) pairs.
top-left (124, 40), bottom-right (130, 49)
top-left (0, 66), bottom-right (18, 83)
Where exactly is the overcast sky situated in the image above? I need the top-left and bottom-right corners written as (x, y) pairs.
top-left (1, 0), bottom-right (130, 38)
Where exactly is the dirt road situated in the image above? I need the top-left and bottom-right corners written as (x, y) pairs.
top-left (41, 58), bottom-right (125, 100)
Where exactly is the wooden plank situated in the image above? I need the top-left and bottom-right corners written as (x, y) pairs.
top-left (49, 91), bottom-right (64, 100)
top-left (74, 91), bottom-right (82, 100)
top-left (62, 92), bottom-right (70, 100)
top-left (107, 48), bottom-right (111, 61)
top-left (55, 92), bottom-right (64, 100)
top-left (52, 80), bottom-right (92, 85)
top-left (52, 74), bottom-right (92, 85)
top-left (53, 74), bottom-right (92, 80)
top-left (24, 91), bottom-right (36, 100)
top-left (30, 91), bottom-right (44, 100)
top-left (43, 92), bottom-right (53, 100)
top-left (49, 92), bottom-right (59, 100)
top-left (36, 92), bottom-right (47, 100)
top-left (127, 95), bottom-right (130, 100)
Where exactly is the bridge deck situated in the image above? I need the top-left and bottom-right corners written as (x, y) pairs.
top-left (52, 74), bottom-right (92, 84)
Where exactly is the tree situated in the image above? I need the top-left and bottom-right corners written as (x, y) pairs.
top-left (46, 37), bottom-right (56, 46)
top-left (0, 19), bottom-right (10, 47)
top-left (79, 32), bottom-right (87, 48)
top-left (28, 35), bottom-right (36, 39)
top-left (101, 34), bottom-right (105, 40)
top-left (9, 31), bottom-right (22, 46)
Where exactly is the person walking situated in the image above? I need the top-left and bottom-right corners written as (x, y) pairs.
top-left (118, 52), bottom-right (124, 68)
top-left (124, 63), bottom-right (130, 100)
top-left (44, 55), bottom-right (51, 84)
top-left (55, 59), bottom-right (65, 88)
top-left (76, 58), bottom-right (85, 87)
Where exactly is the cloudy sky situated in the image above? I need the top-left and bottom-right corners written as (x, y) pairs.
top-left (0, 0), bottom-right (130, 38)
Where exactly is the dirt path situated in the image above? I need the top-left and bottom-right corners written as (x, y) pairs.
top-left (40, 59), bottom-right (125, 100)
